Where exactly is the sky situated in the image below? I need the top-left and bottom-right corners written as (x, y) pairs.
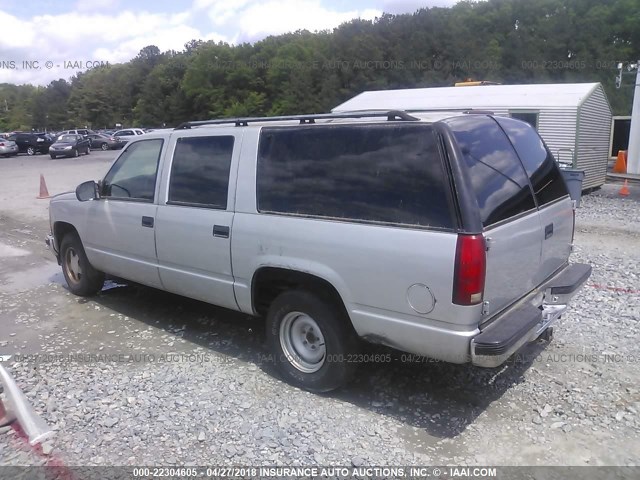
top-left (0, 0), bottom-right (459, 85)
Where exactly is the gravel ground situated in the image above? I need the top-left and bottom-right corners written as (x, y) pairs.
top-left (0, 184), bottom-right (639, 468)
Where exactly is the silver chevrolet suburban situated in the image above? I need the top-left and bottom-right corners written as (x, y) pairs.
top-left (46, 110), bottom-right (591, 392)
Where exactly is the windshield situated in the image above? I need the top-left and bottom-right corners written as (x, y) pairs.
top-left (58, 135), bottom-right (76, 142)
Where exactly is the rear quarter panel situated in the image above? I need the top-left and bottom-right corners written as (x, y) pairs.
top-left (231, 128), bottom-right (480, 334)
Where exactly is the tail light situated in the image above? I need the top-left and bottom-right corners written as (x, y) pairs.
top-left (452, 234), bottom-right (486, 305)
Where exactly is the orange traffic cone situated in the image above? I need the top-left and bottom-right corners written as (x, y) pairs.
top-left (37, 174), bottom-right (50, 199)
top-left (619, 179), bottom-right (630, 197)
top-left (613, 150), bottom-right (627, 174)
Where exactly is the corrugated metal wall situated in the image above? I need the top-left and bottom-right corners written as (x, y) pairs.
top-left (537, 108), bottom-right (578, 168)
top-left (577, 86), bottom-right (612, 189)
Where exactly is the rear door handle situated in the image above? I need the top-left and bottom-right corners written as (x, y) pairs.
top-left (213, 225), bottom-right (230, 238)
top-left (141, 216), bottom-right (154, 228)
top-left (545, 223), bottom-right (554, 239)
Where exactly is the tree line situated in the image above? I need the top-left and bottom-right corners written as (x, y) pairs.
top-left (0, 0), bottom-right (638, 132)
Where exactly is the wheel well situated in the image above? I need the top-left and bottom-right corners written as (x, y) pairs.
top-left (53, 222), bottom-right (78, 246)
top-left (252, 267), bottom-right (349, 319)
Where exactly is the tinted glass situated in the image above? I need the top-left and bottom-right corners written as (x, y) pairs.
top-left (169, 136), bottom-right (234, 208)
top-left (103, 139), bottom-right (163, 201)
top-left (446, 116), bottom-right (536, 227)
top-left (496, 116), bottom-right (568, 206)
top-left (257, 124), bottom-right (454, 228)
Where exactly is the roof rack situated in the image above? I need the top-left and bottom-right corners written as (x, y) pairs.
top-left (174, 110), bottom-right (420, 130)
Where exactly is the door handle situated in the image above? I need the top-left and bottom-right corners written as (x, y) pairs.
top-left (212, 225), bottom-right (230, 238)
top-left (141, 216), bottom-right (154, 228)
top-left (545, 223), bottom-right (554, 240)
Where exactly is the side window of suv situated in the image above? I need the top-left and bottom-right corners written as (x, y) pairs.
top-left (257, 124), bottom-right (455, 229)
top-left (446, 116), bottom-right (536, 228)
top-left (168, 136), bottom-right (234, 208)
top-left (495, 117), bottom-right (568, 206)
top-left (102, 139), bottom-right (163, 201)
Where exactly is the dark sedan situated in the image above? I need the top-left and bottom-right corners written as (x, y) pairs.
top-left (49, 134), bottom-right (91, 159)
top-left (87, 133), bottom-right (124, 150)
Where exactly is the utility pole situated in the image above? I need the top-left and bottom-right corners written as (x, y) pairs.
top-left (619, 61), bottom-right (640, 174)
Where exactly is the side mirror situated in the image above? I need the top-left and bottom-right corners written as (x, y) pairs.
top-left (75, 180), bottom-right (99, 201)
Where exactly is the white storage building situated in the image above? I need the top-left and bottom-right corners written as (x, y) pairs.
top-left (333, 83), bottom-right (612, 189)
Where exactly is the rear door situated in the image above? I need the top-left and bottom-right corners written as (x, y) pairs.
top-left (446, 116), bottom-right (541, 317)
top-left (496, 117), bottom-right (573, 285)
top-left (154, 130), bottom-right (240, 311)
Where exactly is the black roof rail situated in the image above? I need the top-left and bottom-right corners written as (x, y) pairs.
top-left (174, 110), bottom-right (420, 130)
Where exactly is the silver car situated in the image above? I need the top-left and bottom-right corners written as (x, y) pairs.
top-left (112, 128), bottom-right (146, 143)
top-left (46, 111), bottom-right (591, 392)
top-left (0, 137), bottom-right (19, 157)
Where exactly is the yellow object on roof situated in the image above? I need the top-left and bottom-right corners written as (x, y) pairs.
top-left (454, 80), bottom-right (501, 86)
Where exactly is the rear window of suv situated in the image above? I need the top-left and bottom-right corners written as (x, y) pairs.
top-left (445, 116), bottom-right (536, 228)
top-left (495, 117), bottom-right (568, 206)
top-left (257, 124), bottom-right (455, 229)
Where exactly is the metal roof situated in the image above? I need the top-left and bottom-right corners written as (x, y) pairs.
top-left (333, 83), bottom-right (607, 112)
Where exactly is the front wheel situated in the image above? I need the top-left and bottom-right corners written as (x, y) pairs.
top-left (266, 290), bottom-right (360, 392)
top-left (60, 233), bottom-right (104, 296)
top-left (86, 146), bottom-right (90, 155)
top-left (50, 154), bottom-right (56, 159)
top-left (73, 148), bottom-right (79, 158)
top-left (100, 143), bottom-right (108, 151)
top-left (26, 146), bottom-right (35, 156)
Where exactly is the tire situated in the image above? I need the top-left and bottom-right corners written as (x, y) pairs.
top-left (26, 146), bottom-right (35, 156)
top-left (86, 146), bottom-right (90, 155)
top-left (50, 154), bottom-right (56, 159)
top-left (73, 148), bottom-right (79, 158)
top-left (266, 290), bottom-right (360, 392)
top-left (100, 143), bottom-right (108, 151)
top-left (60, 232), bottom-right (104, 296)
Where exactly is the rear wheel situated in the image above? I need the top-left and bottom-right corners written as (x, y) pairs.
top-left (60, 233), bottom-right (104, 296)
top-left (266, 290), bottom-right (360, 392)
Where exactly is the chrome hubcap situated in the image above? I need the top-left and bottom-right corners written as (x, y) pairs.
top-left (65, 248), bottom-right (82, 284)
top-left (279, 311), bottom-right (326, 373)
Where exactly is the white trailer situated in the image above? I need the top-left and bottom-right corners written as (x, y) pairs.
top-left (333, 83), bottom-right (613, 189)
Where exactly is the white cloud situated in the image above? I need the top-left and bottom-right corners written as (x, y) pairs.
top-left (237, 0), bottom-right (381, 40)
top-left (195, 0), bottom-right (252, 26)
top-left (0, 0), bottom-right (461, 85)
top-left (0, 11), bottom-right (36, 48)
top-left (0, 8), bottom-right (211, 85)
top-left (381, 0), bottom-right (459, 13)
top-left (93, 24), bottom-right (205, 63)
